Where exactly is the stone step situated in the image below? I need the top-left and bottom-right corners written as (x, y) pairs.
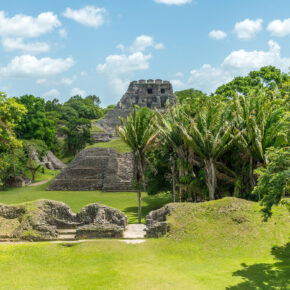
top-left (57, 229), bottom-right (76, 234)
top-left (123, 224), bottom-right (147, 239)
top-left (58, 234), bottom-right (76, 240)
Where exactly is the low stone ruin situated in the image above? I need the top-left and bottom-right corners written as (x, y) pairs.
top-left (0, 199), bottom-right (127, 241)
top-left (47, 147), bottom-right (134, 191)
top-left (146, 204), bottom-right (176, 238)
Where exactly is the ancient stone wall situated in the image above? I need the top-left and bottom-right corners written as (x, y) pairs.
top-left (0, 199), bottom-right (127, 241)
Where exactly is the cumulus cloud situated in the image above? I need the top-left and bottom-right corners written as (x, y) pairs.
top-left (63, 6), bottom-right (106, 28)
top-left (97, 35), bottom-right (164, 96)
top-left (71, 87), bottom-right (86, 97)
top-left (209, 30), bottom-right (227, 40)
top-left (0, 54), bottom-right (74, 78)
top-left (267, 18), bottom-right (290, 37)
top-left (97, 52), bottom-right (152, 94)
top-left (174, 40), bottom-right (290, 94)
top-left (0, 11), bottom-right (60, 38)
top-left (171, 79), bottom-right (185, 88)
top-left (222, 40), bottom-right (290, 73)
top-left (130, 35), bottom-right (164, 52)
top-left (61, 75), bottom-right (77, 85)
top-left (2, 38), bottom-right (50, 53)
top-left (43, 89), bottom-right (60, 98)
top-left (154, 0), bottom-right (191, 5)
top-left (234, 18), bottom-right (263, 40)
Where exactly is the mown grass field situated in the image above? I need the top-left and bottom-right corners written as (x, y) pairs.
top-left (0, 197), bottom-right (289, 289)
top-left (0, 182), bottom-right (169, 224)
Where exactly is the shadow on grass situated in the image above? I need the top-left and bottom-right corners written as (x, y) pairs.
top-left (227, 242), bottom-right (290, 289)
top-left (124, 193), bottom-right (172, 223)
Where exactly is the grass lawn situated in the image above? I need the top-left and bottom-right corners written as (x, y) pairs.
top-left (86, 138), bottom-right (132, 154)
top-left (0, 198), bottom-right (289, 289)
top-left (0, 182), bottom-right (170, 224)
top-left (24, 167), bottom-right (60, 183)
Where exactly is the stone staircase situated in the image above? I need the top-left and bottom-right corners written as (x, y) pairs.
top-left (47, 148), bottom-right (134, 191)
top-left (57, 229), bottom-right (77, 240)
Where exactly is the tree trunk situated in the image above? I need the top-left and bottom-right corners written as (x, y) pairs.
top-left (249, 155), bottom-right (257, 194)
top-left (138, 190), bottom-right (142, 224)
top-left (204, 159), bottom-right (216, 200)
top-left (171, 163), bottom-right (176, 202)
top-left (31, 170), bottom-right (36, 182)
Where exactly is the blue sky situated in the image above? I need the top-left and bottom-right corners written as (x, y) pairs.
top-left (0, 0), bottom-right (289, 106)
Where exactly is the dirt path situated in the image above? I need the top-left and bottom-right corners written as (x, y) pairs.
top-left (28, 179), bottom-right (51, 187)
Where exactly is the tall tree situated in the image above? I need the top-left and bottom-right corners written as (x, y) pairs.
top-left (179, 105), bottom-right (235, 200)
top-left (117, 106), bottom-right (157, 223)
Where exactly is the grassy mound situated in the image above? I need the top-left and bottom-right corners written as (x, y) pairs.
top-left (166, 198), bottom-right (289, 246)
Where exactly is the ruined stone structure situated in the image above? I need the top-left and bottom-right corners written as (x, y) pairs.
top-left (47, 148), bottom-right (134, 191)
top-left (97, 79), bottom-right (176, 133)
top-left (0, 199), bottom-right (127, 241)
top-left (118, 79), bottom-right (175, 110)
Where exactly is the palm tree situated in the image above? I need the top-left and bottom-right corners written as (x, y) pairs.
top-left (232, 88), bottom-right (288, 193)
top-left (156, 105), bottom-right (188, 202)
top-left (179, 105), bottom-right (235, 200)
top-left (116, 106), bottom-right (158, 223)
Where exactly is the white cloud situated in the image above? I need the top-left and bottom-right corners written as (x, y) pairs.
top-left (209, 30), bottom-right (227, 40)
top-left (155, 42), bottom-right (165, 50)
top-left (188, 64), bottom-right (232, 93)
top-left (234, 18), bottom-right (263, 40)
top-left (0, 11), bottom-right (61, 38)
top-left (174, 72), bottom-right (184, 77)
top-left (130, 35), bottom-right (165, 52)
top-left (171, 79), bottom-right (185, 88)
top-left (97, 52), bottom-right (152, 95)
top-left (61, 75), bottom-right (77, 85)
top-left (43, 89), bottom-right (60, 98)
top-left (97, 52), bottom-right (151, 75)
top-left (154, 0), bottom-right (191, 5)
top-left (181, 40), bottom-right (290, 94)
top-left (222, 40), bottom-right (290, 72)
top-left (63, 6), bottom-right (106, 28)
top-left (2, 37), bottom-right (50, 53)
top-left (59, 28), bottom-right (67, 38)
top-left (71, 87), bottom-right (86, 97)
top-left (267, 18), bottom-right (290, 37)
top-left (0, 54), bottom-right (74, 78)
top-left (81, 71), bottom-right (87, 76)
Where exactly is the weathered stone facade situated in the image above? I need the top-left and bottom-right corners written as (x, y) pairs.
top-left (97, 79), bottom-right (176, 133)
top-left (47, 148), bottom-right (134, 191)
top-left (0, 199), bottom-right (127, 241)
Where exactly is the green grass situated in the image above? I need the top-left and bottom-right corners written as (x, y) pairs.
top-left (24, 167), bottom-right (60, 183)
top-left (0, 197), bottom-right (289, 289)
top-left (86, 138), bottom-right (132, 154)
top-left (90, 120), bottom-right (104, 133)
top-left (0, 182), bottom-right (170, 224)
